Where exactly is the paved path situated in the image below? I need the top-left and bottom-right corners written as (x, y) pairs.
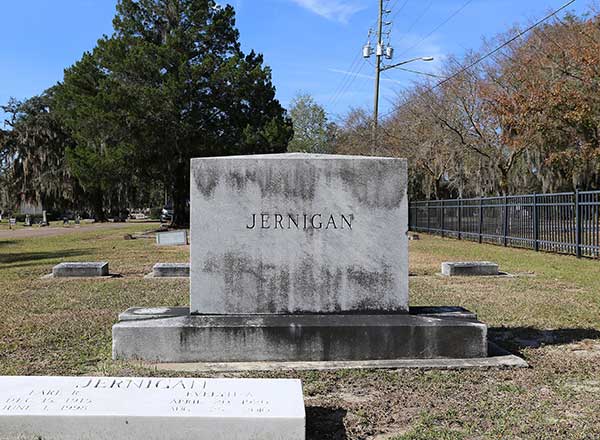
top-left (0, 222), bottom-right (153, 240)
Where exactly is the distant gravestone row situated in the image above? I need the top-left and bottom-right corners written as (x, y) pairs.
top-left (49, 262), bottom-right (190, 279)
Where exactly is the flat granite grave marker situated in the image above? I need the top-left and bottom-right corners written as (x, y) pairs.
top-left (153, 263), bottom-right (190, 278)
top-left (113, 153), bottom-right (489, 363)
top-left (441, 261), bottom-right (499, 276)
top-left (52, 262), bottom-right (109, 278)
top-left (0, 376), bottom-right (305, 440)
top-left (156, 230), bottom-right (188, 246)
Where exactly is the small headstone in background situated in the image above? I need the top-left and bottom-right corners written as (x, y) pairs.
top-left (441, 261), bottom-right (499, 276)
top-left (41, 210), bottom-right (48, 226)
top-left (9, 218), bottom-right (16, 228)
top-left (153, 263), bottom-right (190, 278)
top-left (0, 376), bottom-right (305, 440)
top-left (52, 262), bottom-right (109, 278)
top-left (24, 215), bottom-right (31, 226)
top-left (408, 234), bottom-right (420, 240)
top-left (156, 230), bottom-right (188, 246)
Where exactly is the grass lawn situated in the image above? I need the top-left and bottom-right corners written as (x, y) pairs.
top-left (1, 225), bottom-right (599, 439)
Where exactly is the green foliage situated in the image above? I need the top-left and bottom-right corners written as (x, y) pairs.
top-left (288, 93), bottom-right (335, 153)
top-left (53, 0), bottom-right (292, 224)
top-left (0, 92), bottom-right (79, 212)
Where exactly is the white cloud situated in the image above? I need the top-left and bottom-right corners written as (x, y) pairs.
top-left (291, 0), bottom-right (365, 23)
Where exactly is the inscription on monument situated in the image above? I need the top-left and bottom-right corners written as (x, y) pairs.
top-left (246, 213), bottom-right (354, 230)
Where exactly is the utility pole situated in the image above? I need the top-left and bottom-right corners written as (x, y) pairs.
top-left (363, 0), bottom-right (434, 154)
top-left (372, 0), bottom-right (384, 152)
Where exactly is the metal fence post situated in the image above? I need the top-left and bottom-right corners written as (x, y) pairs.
top-left (575, 189), bottom-right (582, 258)
top-left (533, 193), bottom-right (539, 252)
top-left (478, 197), bottom-right (483, 244)
top-left (441, 200), bottom-right (445, 237)
top-left (458, 199), bottom-right (462, 240)
top-left (503, 195), bottom-right (509, 247)
top-left (426, 201), bottom-right (430, 232)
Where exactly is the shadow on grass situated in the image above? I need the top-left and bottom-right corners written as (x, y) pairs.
top-left (0, 249), bottom-right (93, 267)
top-left (490, 327), bottom-right (600, 353)
top-left (0, 240), bottom-right (18, 247)
top-left (306, 406), bottom-right (348, 440)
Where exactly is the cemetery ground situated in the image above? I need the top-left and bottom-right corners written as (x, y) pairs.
top-left (0, 225), bottom-right (599, 439)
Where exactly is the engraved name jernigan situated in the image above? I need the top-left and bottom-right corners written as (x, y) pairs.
top-left (246, 213), bottom-right (354, 230)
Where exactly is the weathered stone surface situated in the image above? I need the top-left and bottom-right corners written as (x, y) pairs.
top-left (0, 376), bottom-right (305, 440)
top-left (156, 230), bottom-right (188, 246)
top-left (52, 262), bottom-right (109, 278)
top-left (112, 307), bottom-right (487, 362)
top-left (190, 153), bottom-right (409, 314)
top-left (153, 263), bottom-right (190, 278)
top-left (441, 261), bottom-right (499, 276)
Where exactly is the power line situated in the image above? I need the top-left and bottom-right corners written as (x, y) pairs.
top-left (379, 0), bottom-right (579, 120)
top-left (398, 0), bottom-right (474, 58)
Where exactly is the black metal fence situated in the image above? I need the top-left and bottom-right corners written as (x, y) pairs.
top-left (409, 190), bottom-right (600, 258)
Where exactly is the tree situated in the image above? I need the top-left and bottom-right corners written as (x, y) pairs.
top-left (288, 93), bottom-right (335, 153)
top-left (55, 0), bottom-right (292, 225)
top-left (0, 92), bottom-right (78, 213)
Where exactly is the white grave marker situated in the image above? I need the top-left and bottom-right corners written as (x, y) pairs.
top-left (0, 376), bottom-right (305, 440)
top-left (156, 230), bottom-right (188, 246)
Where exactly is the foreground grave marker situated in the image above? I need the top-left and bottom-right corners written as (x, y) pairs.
top-left (0, 376), bottom-right (305, 440)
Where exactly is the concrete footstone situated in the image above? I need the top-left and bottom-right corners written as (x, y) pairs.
top-left (52, 262), bottom-right (109, 278)
top-left (441, 261), bottom-right (499, 276)
top-left (152, 263), bottom-right (190, 278)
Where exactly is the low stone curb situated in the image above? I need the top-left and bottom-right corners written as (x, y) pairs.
top-left (147, 343), bottom-right (527, 372)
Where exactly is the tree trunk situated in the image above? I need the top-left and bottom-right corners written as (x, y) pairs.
top-left (92, 190), bottom-right (106, 222)
top-left (171, 161), bottom-right (190, 228)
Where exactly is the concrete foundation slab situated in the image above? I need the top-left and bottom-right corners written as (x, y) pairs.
top-left (52, 262), bottom-right (109, 278)
top-left (441, 261), bottom-right (499, 276)
top-left (112, 307), bottom-right (487, 363)
top-left (153, 263), bottom-right (190, 278)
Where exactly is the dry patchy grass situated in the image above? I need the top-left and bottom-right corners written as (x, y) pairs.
top-left (0, 229), bottom-right (599, 439)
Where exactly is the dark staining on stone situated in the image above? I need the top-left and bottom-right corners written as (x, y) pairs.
top-left (338, 160), bottom-right (407, 209)
top-left (206, 251), bottom-right (292, 314)
top-left (193, 166), bottom-right (220, 199)
top-left (345, 264), bottom-right (395, 310)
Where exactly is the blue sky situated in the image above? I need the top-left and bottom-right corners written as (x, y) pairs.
top-left (0, 0), bottom-right (592, 126)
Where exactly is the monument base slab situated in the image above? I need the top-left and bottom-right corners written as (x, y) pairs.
top-left (112, 307), bottom-right (487, 363)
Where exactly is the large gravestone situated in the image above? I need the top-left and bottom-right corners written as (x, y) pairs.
top-left (190, 153), bottom-right (408, 314)
top-left (113, 153), bottom-right (488, 363)
top-left (0, 376), bottom-right (305, 440)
